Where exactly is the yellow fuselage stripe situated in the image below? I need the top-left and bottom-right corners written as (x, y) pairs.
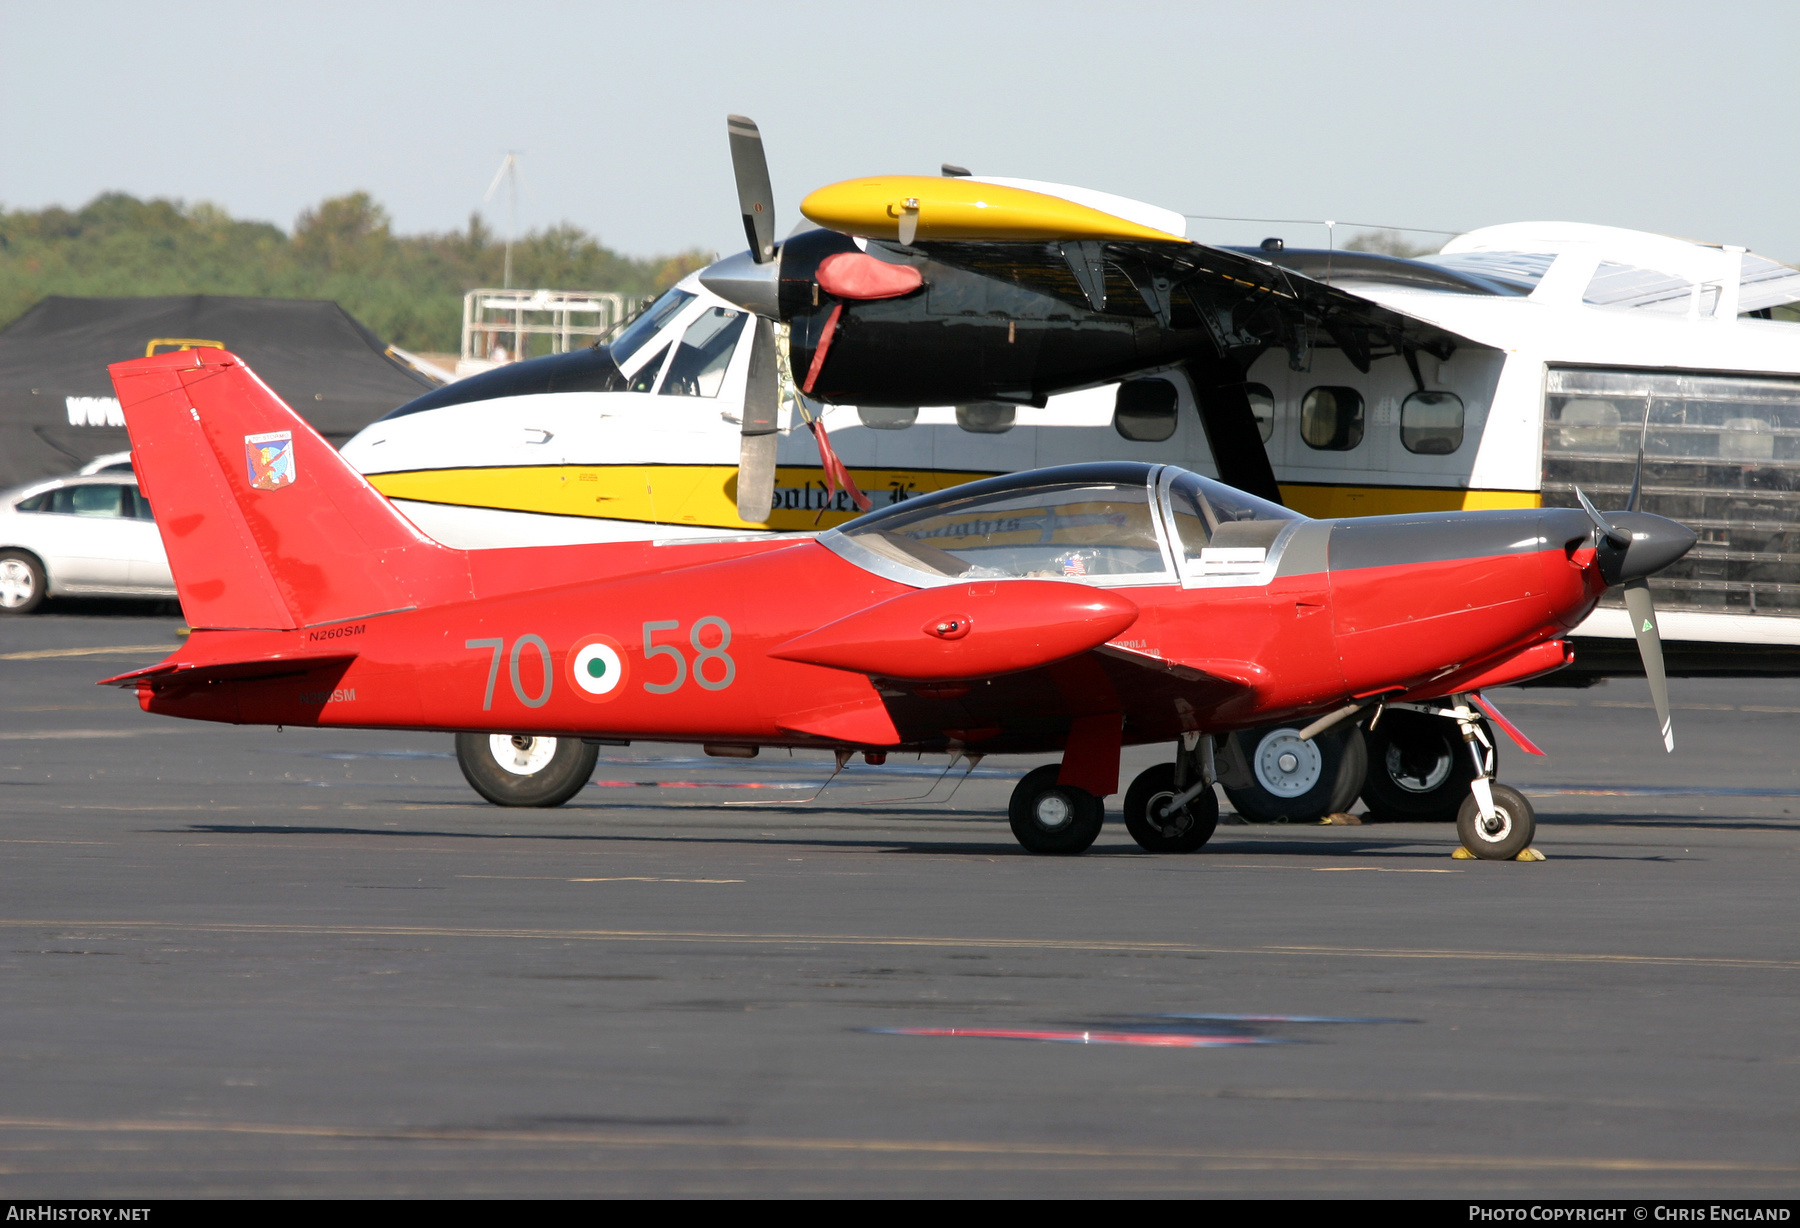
top-left (366, 465), bottom-right (1541, 532)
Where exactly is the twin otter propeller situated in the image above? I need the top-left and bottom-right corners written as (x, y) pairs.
top-left (100, 348), bottom-right (1694, 859)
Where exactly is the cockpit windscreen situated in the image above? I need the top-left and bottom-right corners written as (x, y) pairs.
top-left (841, 479), bottom-right (1168, 581)
top-left (1162, 470), bottom-right (1300, 567)
top-left (610, 289), bottom-right (695, 366)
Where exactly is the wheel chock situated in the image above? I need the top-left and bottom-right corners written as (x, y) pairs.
top-left (1515, 847), bottom-right (1546, 862)
top-left (1451, 846), bottom-right (1546, 860)
top-left (1319, 812), bottom-right (1361, 826)
top-left (1451, 846), bottom-right (1476, 859)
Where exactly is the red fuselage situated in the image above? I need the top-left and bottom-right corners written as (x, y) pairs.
top-left (129, 508), bottom-right (1606, 757)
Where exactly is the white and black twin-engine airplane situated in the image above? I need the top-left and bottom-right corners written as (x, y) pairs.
top-left (336, 116), bottom-right (1800, 821)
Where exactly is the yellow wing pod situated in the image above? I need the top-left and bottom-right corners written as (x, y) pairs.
top-left (800, 176), bottom-right (1184, 244)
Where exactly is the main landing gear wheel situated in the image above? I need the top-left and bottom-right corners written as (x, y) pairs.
top-left (0, 551), bottom-right (46, 615)
top-left (1360, 710), bottom-right (1488, 822)
top-left (1123, 763), bottom-right (1219, 853)
top-left (1008, 764), bottom-right (1104, 855)
top-left (455, 733), bottom-right (598, 808)
top-left (1456, 783), bottom-right (1536, 860)
top-left (1221, 723), bottom-right (1366, 823)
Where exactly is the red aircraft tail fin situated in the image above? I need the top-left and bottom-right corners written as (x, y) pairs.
top-left (109, 350), bottom-right (471, 630)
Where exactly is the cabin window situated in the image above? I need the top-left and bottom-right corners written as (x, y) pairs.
top-left (1300, 386), bottom-right (1364, 451)
top-left (1247, 383), bottom-right (1275, 442)
top-left (842, 480), bottom-right (1168, 581)
top-left (14, 490), bottom-right (51, 513)
top-left (956, 403), bottom-right (1015, 433)
top-left (126, 486), bottom-right (155, 521)
top-left (660, 309), bottom-right (746, 398)
top-left (608, 289), bottom-right (694, 365)
top-left (1400, 391), bottom-right (1465, 455)
top-left (1114, 378), bottom-right (1178, 442)
top-left (626, 345), bottom-right (669, 394)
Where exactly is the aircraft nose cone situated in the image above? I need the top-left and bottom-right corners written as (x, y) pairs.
top-left (1607, 511), bottom-right (1698, 583)
top-left (699, 248), bottom-right (781, 318)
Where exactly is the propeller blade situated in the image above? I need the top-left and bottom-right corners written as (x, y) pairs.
top-left (727, 114), bottom-right (777, 263)
top-left (1624, 397), bottom-right (1653, 512)
top-left (1574, 484), bottom-right (1631, 548)
top-left (1627, 417), bottom-right (1648, 513)
top-left (735, 317), bottom-right (780, 522)
top-left (1622, 577), bottom-right (1674, 752)
top-left (737, 433), bottom-right (777, 522)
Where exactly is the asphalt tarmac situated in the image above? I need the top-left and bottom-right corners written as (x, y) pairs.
top-left (3, 601), bottom-right (1799, 1198)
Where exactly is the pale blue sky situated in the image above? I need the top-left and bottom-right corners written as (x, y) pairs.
top-left (4, 0), bottom-right (1796, 261)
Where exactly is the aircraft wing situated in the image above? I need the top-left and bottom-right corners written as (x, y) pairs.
top-left (767, 579), bottom-right (1266, 751)
top-left (862, 641), bottom-right (1265, 754)
top-left (912, 237), bottom-right (1465, 374)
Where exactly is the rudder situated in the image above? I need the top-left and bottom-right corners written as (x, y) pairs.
top-left (110, 349), bottom-right (471, 630)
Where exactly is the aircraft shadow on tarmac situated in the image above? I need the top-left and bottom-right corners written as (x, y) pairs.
top-left (167, 821), bottom-right (1692, 861)
top-left (38, 597), bottom-right (181, 618)
top-left (1535, 812), bottom-right (1800, 833)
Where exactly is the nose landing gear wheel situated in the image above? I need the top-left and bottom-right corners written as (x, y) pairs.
top-left (1455, 783), bottom-right (1536, 860)
top-left (1008, 764), bottom-right (1104, 855)
top-left (1123, 763), bottom-right (1219, 853)
top-left (455, 732), bottom-right (599, 807)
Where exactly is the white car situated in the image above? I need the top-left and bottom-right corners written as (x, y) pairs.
top-left (0, 471), bottom-right (175, 614)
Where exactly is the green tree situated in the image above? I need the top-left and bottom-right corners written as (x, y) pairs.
top-left (0, 192), bottom-right (714, 352)
top-left (1343, 229), bottom-right (1439, 259)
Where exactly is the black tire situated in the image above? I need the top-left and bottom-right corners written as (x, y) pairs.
top-left (1455, 783), bottom-right (1536, 860)
top-left (0, 550), bottom-right (47, 615)
top-left (1008, 764), bottom-right (1104, 855)
top-left (455, 732), bottom-right (598, 808)
top-left (1221, 723), bottom-right (1367, 823)
top-left (1123, 763), bottom-right (1219, 853)
top-left (1360, 709), bottom-right (1488, 822)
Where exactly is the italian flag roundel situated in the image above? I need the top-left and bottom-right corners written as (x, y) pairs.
top-left (567, 633), bottom-right (629, 702)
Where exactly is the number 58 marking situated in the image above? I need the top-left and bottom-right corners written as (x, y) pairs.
top-left (642, 617), bottom-right (735, 693)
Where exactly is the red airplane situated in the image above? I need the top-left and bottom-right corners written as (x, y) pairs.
top-left (99, 349), bottom-right (1695, 860)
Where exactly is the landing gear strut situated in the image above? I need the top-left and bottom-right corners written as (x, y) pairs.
top-left (1123, 733), bottom-right (1220, 853)
top-left (1443, 695), bottom-right (1537, 859)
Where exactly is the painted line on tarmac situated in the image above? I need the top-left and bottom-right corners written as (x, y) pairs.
top-left (0, 919), bottom-right (1792, 971)
top-left (1219, 865), bottom-right (1461, 874)
top-left (0, 645), bottom-right (172, 661)
top-left (456, 875), bottom-right (744, 884)
top-left (1504, 696), bottom-right (1800, 714)
top-left (0, 729), bottom-right (183, 740)
top-left (1524, 785), bottom-right (1800, 798)
top-left (0, 1115), bottom-right (1789, 1175)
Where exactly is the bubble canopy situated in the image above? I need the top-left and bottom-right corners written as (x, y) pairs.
top-left (820, 462), bottom-right (1301, 587)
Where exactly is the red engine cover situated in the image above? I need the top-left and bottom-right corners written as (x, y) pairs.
top-left (770, 580), bottom-right (1138, 681)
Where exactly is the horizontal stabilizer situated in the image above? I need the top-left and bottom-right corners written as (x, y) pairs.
top-left (98, 651), bottom-right (356, 691)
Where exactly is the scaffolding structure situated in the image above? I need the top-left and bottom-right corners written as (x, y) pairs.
top-left (458, 289), bottom-right (636, 377)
